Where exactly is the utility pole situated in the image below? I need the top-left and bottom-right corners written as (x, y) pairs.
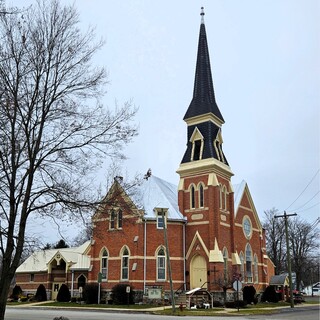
top-left (161, 208), bottom-right (176, 312)
top-left (275, 211), bottom-right (297, 308)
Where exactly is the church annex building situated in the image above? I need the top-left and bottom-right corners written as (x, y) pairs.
top-left (16, 9), bottom-right (275, 302)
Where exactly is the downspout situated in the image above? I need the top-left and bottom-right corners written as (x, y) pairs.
top-left (143, 218), bottom-right (147, 294)
top-left (71, 270), bottom-right (74, 296)
top-left (183, 220), bottom-right (186, 291)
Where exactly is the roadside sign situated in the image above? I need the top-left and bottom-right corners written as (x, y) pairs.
top-left (233, 280), bottom-right (242, 291)
top-left (98, 272), bottom-right (106, 283)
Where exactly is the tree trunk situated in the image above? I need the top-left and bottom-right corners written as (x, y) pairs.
top-left (0, 266), bottom-right (13, 320)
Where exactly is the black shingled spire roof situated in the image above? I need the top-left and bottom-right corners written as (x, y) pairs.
top-left (183, 8), bottom-right (224, 122)
top-left (180, 8), bottom-right (229, 165)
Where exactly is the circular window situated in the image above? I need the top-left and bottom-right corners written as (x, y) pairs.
top-left (243, 217), bottom-right (252, 238)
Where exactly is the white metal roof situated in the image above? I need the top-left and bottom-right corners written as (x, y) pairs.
top-left (16, 241), bottom-right (91, 273)
top-left (136, 175), bottom-right (185, 221)
top-left (233, 180), bottom-right (247, 214)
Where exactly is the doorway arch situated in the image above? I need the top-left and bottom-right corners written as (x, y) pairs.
top-left (190, 255), bottom-right (207, 289)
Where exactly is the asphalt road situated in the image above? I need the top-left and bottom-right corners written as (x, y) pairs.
top-left (4, 306), bottom-right (320, 320)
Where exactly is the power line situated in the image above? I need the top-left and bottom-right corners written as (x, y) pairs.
top-left (295, 201), bottom-right (320, 214)
top-left (286, 169), bottom-right (320, 211)
top-left (310, 217), bottom-right (320, 231)
top-left (292, 190), bottom-right (320, 211)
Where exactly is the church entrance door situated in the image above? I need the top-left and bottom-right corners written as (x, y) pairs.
top-left (190, 255), bottom-right (207, 289)
top-left (52, 282), bottom-right (63, 300)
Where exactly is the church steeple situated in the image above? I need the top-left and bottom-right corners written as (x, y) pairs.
top-left (180, 8), bottom-right (229, 167)
top-left (183, 7), bottom-right (224, 124)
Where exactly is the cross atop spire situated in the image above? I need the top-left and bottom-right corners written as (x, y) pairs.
top-left (200, 6), bottom-right (205, 24)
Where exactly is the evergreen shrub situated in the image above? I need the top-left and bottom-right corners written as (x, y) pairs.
top-left (10, 285), bottom-right (22, 301)
top-left (35, 284), bottom-right (47, 301)
top-left (243, 285), bottom-right (256, 304)
top-left (261, 286), bottom-right (279, 303)
top-left (83, 284), bottom-right (99, 304)
top-left (56, 284), bottom-right (71, 302)
top-left (111, 284), bottom-right (134, 305)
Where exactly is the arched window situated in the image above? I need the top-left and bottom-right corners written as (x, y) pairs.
top-left (254, 255), bottom-right (259, 283)
top-left (222, 185), bottom-right (227, 210)
top-left (77, 274), bottom-right (86, 289)
top-left (245, 244), bottom-right (252, 283)
top-left (110, 210), bottom-right (115, 229)
top-left (219, 184), bottom-right (223, 209)
top-left (190, 184), bottom-right (196, 209)
top-left (198, 183), bottom-right (204, 208)
top-left (223, 248), bottom-right (228, 282)
top-left (118, 210), bottom-right (123, 229)
top-left (121, 247), bottom-right (129, 280)
top-left (239, 252), bottom-right (244, 280)
top-left (157, 247), bottom-right (166, 281)
top-left (101, 248), bottom-right (108, 280)
top-left (219, 185), bottom-right (227, 210)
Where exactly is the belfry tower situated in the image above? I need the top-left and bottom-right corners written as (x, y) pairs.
top-left (177, 8), bottom-right (239, 291)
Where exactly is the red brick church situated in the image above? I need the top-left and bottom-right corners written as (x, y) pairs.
top-left (16, 9), bottom-right (274, 302)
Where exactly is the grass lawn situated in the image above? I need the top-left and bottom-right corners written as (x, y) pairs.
top-left (38, 301), bottom-right (154, 309)
top-left (7, 299), bottom-right (318, 317)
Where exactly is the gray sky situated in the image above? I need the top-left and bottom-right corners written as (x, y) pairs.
top-left (10, 0), bottom-right (320, 242)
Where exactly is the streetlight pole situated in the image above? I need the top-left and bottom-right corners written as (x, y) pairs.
top-left (275, 211), bottom-right (297, 308)
top-left (161, 208), bottom-right (175, 312)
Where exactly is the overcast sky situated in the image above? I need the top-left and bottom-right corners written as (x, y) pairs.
top-left (9, 0), bottom-right (319, 243)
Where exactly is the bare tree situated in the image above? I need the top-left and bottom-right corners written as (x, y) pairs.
top-left (0, 0), bottom-right (137, 318)
top-left (288, 216), bottom-right (319, 291)
top-left (263, 208), bottom-right (287, 274)
top-left (263, 209), bottom-right (319, 291)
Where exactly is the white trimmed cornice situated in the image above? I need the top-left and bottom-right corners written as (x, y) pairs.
top-left (186, 231), bottom-right (209, 259)
top-left (184, 112), bottom-right (224, 127)
top-left (177, 158), bottom-right (234, 179)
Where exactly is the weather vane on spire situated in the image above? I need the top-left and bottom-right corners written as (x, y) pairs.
top-left (200, 7), bottom-right (205, 24)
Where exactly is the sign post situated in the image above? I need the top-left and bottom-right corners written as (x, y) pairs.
top-left (97, 272), bottom-right (103, 304)
top-left (79, 286), bottom-right (83, 302)
top-left (126, 286), bottom-right (130, 305)
top-left (233, 280), bottom-right (242, 311)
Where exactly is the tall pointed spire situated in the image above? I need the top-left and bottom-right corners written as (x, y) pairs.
top-left (179, 8), bottom-right (230, 166)
top-left (183, 7), bottom-right (224, 123)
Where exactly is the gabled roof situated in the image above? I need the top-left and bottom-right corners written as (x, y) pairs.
top-left (136, 175), bottom-right (185, 221)
top-left (16, 241), bottom-right (91, 273)
top-left (183, 9), bottom-right (224, 123)
top-left (233, 180), bottom-right (247, 212)
top-left (270, 274), bottom-right (289, 286)
top-left (233, 180), bottom-right (262, 230)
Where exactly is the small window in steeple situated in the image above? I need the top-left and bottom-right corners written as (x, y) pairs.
top-left (193, 140), bottom-right (201, 160)
top-left (190, 127), bottom-right (204, 161)
top-left (215, 141), bottom-right (221, 161)
top-left (214, 129), bottom-right (226, 163)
